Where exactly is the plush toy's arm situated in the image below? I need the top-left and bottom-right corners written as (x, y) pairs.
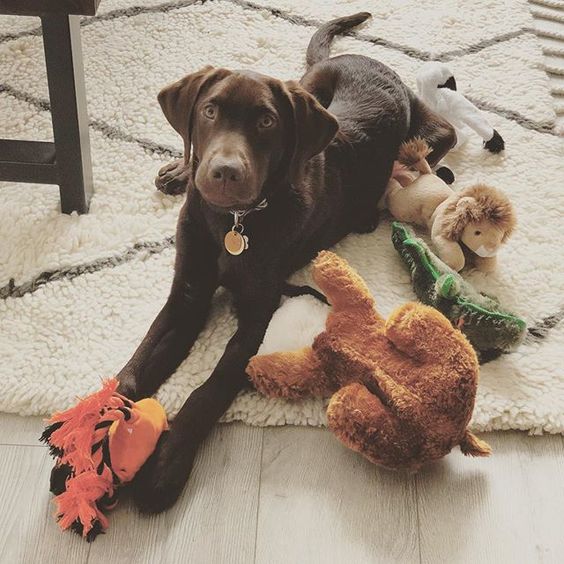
top-left (369, 365), bottom-right (424, 422)
top-left (247, 347), bottom-right (334, 399)
top-left (449, 92), bottom-right (494, 142)
top-left (431, 233), bottom-right (465, 272)
top-left (312, 251), bottom-right (380, 316)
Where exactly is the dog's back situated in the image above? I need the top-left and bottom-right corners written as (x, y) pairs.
top-left (300, 13), bottom-right (413, 233)
top-left (302, 13), bottom-right (411, 142)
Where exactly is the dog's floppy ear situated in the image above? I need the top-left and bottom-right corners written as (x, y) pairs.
top-left (158, 66), bottom-right (230, 163)
top-left (283, 81), bottom-right (339, 183)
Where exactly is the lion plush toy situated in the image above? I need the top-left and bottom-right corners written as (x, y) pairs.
top-left (247, 251), bottom-right (491, 471)
top-left (384, 139), bottom-right (516, 272)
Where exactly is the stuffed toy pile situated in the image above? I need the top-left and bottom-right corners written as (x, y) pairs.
top-left (41, 379), bottom-right (167, 541)
top-left (247, 251), bottom-right (491, 471)
top-left (383, 138), bottom-right (517, 273)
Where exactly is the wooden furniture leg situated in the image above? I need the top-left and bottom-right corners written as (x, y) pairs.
top-left (41, 14), bottom-right (93, 214)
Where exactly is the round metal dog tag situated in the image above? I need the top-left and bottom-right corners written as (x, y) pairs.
top-left (224, 230), bottom-right (249, 256)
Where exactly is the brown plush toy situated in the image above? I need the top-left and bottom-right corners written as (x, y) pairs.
top-left (247, 251), bottom-right (491, 471)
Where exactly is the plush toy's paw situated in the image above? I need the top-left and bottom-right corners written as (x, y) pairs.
top-left (442, 251), bottom-right (465, 273)
top-left (327, 383), bottom-right (421, 471)
top-left (155, 159), bottom-right (189, 195)
top-left (484, 130), bottom-right (505, 153)
top-left (435, 166), bottom-right (455, 185)
top-left (130, 430), bottom-right (196, 514)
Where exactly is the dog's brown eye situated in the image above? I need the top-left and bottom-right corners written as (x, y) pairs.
top-left (203, 105), bottom-right (216, 120)
top-left (258, 114), bottom-right (275, 129)
top-left (475, 230), bottom-right (481, 236)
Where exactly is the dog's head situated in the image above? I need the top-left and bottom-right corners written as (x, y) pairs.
top-left (158, 66), bottom-right (338, 210)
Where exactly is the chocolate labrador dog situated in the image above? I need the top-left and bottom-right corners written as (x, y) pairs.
top-left (117, 12), bottom-right (455, 513)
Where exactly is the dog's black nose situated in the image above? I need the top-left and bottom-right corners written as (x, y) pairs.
top-left (209, 159), bottom-right (244, 185)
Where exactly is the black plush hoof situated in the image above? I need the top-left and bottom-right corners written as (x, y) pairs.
top-left (484, 130), bottom-right (505, 153)
top-left (435, 166), bottom-right (455, 184)
top-left (50, 463), bottom-right (73, 495)
top-left (69, 518), bottom-right (105, 542)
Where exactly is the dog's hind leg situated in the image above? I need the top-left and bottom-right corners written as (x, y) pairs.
top-left (407, 97), bottom-right (457, 167)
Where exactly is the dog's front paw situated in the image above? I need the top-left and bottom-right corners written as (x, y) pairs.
top-left (130, 430), bottom-right (197, 514)
top-left (155, 159), bottom-right (190, 195)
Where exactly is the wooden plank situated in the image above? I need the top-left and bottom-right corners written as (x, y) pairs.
top-left (0, 445), bottom-right (89, 563)
top-left (417, 431), bottom-right (564, 564)
top-left (255, 426), bottom-right (419, 564)
top-left (88, 423), bottom-right (263, 564)
top-left (0, 139), bottom-right (58, 183)
top-left (0, 139), bottom-right (56, 163)
top-left (0, 160), bottom-right (58, 184)
top-left (0, 413), bottom-right (45, 446)
top-left (0, 1), bottom-right (100, 16)
top-left (514, 433), bottom-right (564, 562)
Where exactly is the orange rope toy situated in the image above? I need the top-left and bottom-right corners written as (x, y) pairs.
top-left (40, 378), bottom-right (168, 541)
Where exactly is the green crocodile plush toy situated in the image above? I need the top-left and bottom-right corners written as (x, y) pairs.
top-left (391, 222), bottom-right (526, 355)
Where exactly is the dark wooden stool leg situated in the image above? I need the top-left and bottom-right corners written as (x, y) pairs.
top-left (41, 14), bottom-right (93, 214)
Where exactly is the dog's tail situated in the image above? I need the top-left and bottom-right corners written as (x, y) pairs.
top-left (306, 12), bottom-right (372, 69)
top-left (459, 430), bottom-right (492, 457)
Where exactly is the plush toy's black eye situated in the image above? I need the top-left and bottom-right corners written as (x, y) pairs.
top-left (475, 230), bottom-right (482, 236)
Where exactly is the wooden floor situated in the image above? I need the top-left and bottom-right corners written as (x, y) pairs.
top-left (0, 414), bottom-right (563, 564)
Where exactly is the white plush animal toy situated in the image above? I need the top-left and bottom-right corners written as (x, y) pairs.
top-left (416, 62), bottom-right (505, 153)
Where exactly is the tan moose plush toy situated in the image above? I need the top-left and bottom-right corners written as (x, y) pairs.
top-left (247, 251), bottom-right (491, 471)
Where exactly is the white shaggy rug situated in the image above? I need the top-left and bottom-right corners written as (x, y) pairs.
top-left (1, 0), bottom-right (563, 434)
